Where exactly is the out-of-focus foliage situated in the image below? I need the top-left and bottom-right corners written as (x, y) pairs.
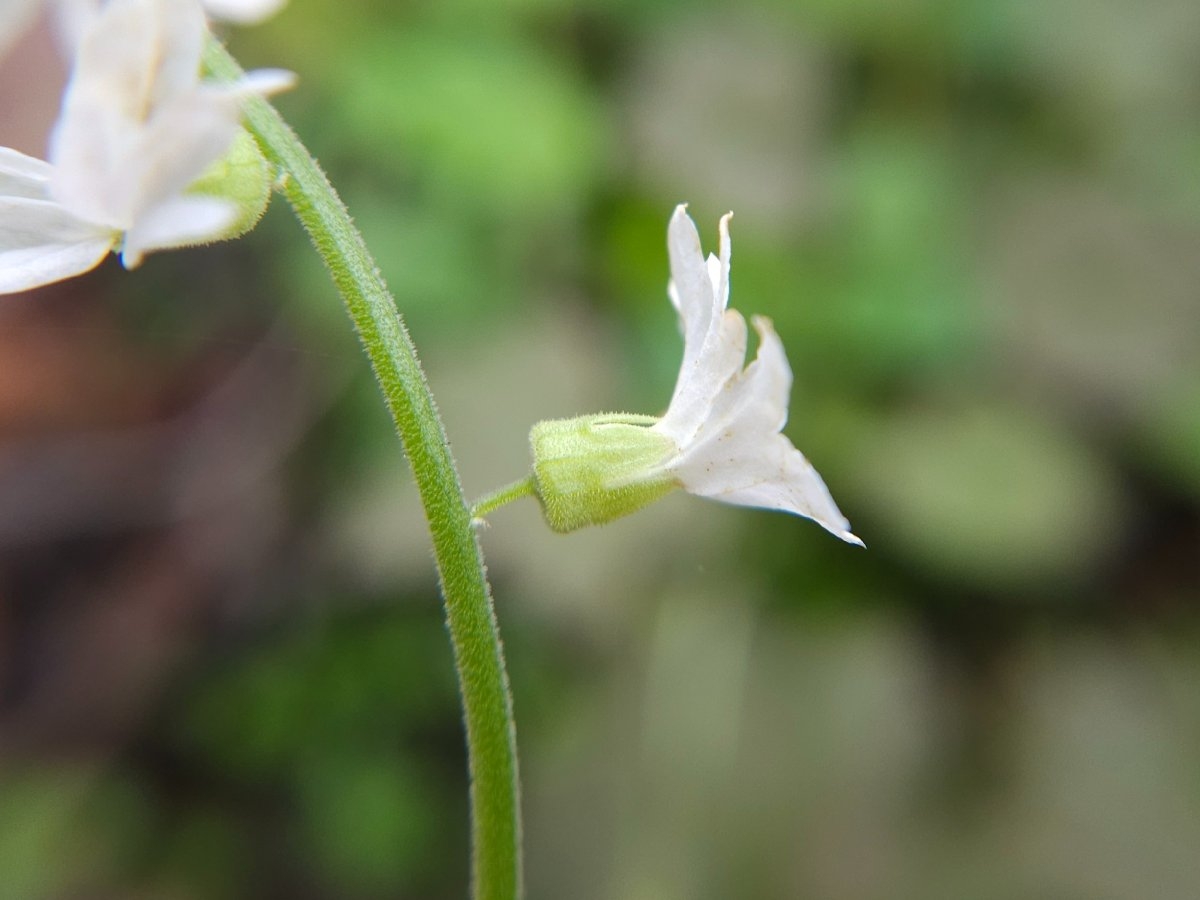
top-left (1, 0), bottom-right (1198, 898)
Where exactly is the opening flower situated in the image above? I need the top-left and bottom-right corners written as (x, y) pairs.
top-left (524, 205), bottom-right (862, 545)
top-left (0, 0), bottom-right (293, 295)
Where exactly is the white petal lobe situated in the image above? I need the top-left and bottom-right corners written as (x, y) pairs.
top-left (659, 208), bottom-right (745, 445)
top-left (0, 197), bottom-right (115, 293)
top-left (202, 0), bottom-right (287, 23)
top-left (121, 194), bottom-right (236, 265)
top-left (0, 148), bottom-right (55, 194)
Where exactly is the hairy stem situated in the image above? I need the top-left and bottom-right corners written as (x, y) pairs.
top-left (204, 41), bottom-right (522, 900)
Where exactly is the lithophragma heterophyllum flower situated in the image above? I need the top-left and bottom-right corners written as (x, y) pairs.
top-left (498, 205), bottom-right (862, 545)
top-left (0, 0), bottom-right (293, 295)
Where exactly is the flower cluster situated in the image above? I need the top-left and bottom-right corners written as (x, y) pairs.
top-left (528, 206), bottom-right (862, 545)
top-left (0, 0), bottom-right (291, 294)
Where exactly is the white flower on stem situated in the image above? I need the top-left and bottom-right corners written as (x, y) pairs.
top-left (0, 0), bottom-right (293, 294)
top-left (527, 205), bottom-right (862, 545)
top-left (653, 205), bottom-right (862, 543)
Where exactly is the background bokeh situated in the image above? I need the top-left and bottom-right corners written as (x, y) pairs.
top-left (2, 0), bottom-right (1199, 897)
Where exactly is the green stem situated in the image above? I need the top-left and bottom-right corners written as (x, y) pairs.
top-left (471, 476), bottom-right (538, 521)
top-left (204, 41), bottom-right (522, 900)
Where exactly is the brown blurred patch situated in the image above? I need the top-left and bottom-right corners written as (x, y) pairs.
top-left (0, 274), bottom-right (335, 758)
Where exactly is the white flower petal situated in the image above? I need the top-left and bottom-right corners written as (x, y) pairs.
top-left (658, 206), bottom-right (743, 445)
top-left (51, 0), bottom-right (102, 51)
top-left (126, 94), bottom-right (242, 211)
top-left (48, 99), bottom-right (127, 226)
top-left (0, 147), bottom-right (55, 199)
top-left (673, 314), bottom-right (791, 457)
top-left (707, 211), bottom-right (730, 310)
top-left (110, 78), bottom-right (287, 226)
top-left (230, 66), bottom-right (296, 96)
top-left (687, 433), bottom-right (862, 545)
top-left (0, 196), bottom-right (115, 293)
top-left (148, 0), bottom-right (207, 106)
top-left (668, 315), bottom-right (861, 544)
top-left (202, 0), bottom-right (286, 24)
top-left (667, 205), bottom-right (716, 350)
top-left (62, 0), bottom-right (202, 108)
top-left (49, 0), bottom-right (211, 222)
top-left (120, 193), bottom-right (235, 265)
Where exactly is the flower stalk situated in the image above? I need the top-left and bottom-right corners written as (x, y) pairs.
top-left (471, 476), bottom-right (538, 522)
top-left (202, 40), bottom-right (522, 900)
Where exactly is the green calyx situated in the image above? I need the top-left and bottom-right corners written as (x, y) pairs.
top-left (182, 128), bottom-right (275, 245)
top-left (529, 412), bottom-right (679, 533)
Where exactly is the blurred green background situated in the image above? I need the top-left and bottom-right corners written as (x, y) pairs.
top-left (2, 0), bottom-right (1199, 897)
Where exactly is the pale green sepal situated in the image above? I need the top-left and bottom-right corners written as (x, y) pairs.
top-left (180, 128), bottom-right (274, 244)
top-left (530, 412), bottom-right (679, 533)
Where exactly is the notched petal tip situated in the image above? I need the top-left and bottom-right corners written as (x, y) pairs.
top-left (717, 211), bottom-right (732, 266)
top-left (668, 203), bottom-right (701, 249)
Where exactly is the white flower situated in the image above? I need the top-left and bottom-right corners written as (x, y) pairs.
top-left (0, 0), bottom-right (293, 295)
top-left (653, 204), bottom-right (862, 544)
top-left (526, 205), bottom-right (861, 545)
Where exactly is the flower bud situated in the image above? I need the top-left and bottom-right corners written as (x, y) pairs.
top-left (530, 413), bottom-right (678, 533)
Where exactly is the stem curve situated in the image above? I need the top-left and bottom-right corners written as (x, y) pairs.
top-left (204, 40), bottom-right (522, 900)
